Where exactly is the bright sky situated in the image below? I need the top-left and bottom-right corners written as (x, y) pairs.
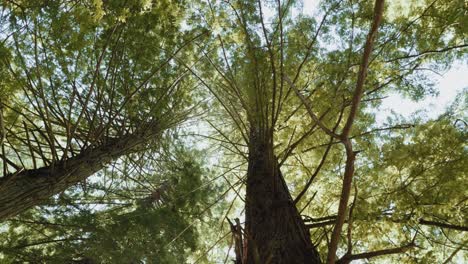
top-left (377, 62), bottom-right (468, 124)
top-left (303, 0), bottom-right (320, 14)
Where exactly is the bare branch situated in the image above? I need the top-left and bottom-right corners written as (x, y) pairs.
top-left (337, 243), bottom-right (415, 264)
top-left (419, 219), bottom-right (468, 232)
top-left (306, 214), bottom-right (468, 233)
top-left (442, 243), bottom-right (465, 264)
top-left (384, 44), bottom-right (468, 63)
top-left (293, 137), bottom-right (333, 204)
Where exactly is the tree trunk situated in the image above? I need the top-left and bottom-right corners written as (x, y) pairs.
top-left (245, 131), bottom-right (321, 264)
top-left (0, 126), bottom-right (160, 220)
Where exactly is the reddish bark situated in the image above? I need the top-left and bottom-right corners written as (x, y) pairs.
top-left (244, 131), bottom-right (321, 264)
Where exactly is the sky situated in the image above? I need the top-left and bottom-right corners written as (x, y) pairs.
top-left (377, 62), bottom-right (468, 123)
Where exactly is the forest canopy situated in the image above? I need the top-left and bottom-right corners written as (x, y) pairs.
top-left (0, 0), bottom-right (466, 263)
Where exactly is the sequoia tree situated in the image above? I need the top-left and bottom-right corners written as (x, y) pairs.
top-left (189, 0), bottom-right (466, 263)
top-left (0, 142), bottom-right (216, 263)
top-left (0, 0), bottom-right (205, 219)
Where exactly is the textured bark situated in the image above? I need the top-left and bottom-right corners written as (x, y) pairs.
top-left (245, 131), bottom-right (321, 264)
top-left (0, 126), bottom-right (160, 221)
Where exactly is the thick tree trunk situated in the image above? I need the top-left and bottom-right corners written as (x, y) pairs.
top-left (0, 127), bottom-right (160, 220)
top-left (245, 132), bottom-right (321, 264)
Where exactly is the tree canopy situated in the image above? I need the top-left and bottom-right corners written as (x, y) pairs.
top-left (0, 0), bottom-right (466, 263)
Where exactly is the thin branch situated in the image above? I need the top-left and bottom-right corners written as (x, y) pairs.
top-left (279, 108), bottom-right (330, 166)
top-left (306, 214), bottom-right (468, 233)
top-left (285, 75), bottom-right (340, 140)
top-left (327, 1), bottom-right (385, 262)
top-left (384, 44), bottom-right (468, 63)
top-left (293, 137), bottom-right (333, 204)
top-left (419, 219), bottom-right (468, 232)
top-left (442, 243), bottom-right (465, 264)
top-left (337, 243), bottom-right (415, 264)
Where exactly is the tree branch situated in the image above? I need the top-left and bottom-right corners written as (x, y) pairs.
top-left (337, 243), bottom-right (415, 264)
top-left (384, 44), bottom-right (468, 63)
top-left (419, 218), bottom-right (468, 232)
top-left (341, 0), bottom-right (385, 138)
top-left (305, 214), bottom-right (468, 233)
top-left (285, 75), bottom-right (340, 140)
top-left (327, 1), bottom-right (385, 263)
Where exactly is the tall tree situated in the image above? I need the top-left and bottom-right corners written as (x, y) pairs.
top-left (189, 0), bottom-right (467, 263)
top-left (0, 0), bottom-right (204, 220)
top-left (0, 142), bottom-right (216, 263)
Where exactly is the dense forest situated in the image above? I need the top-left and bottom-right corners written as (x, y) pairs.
top-left (0, 0), bottom-right (466, 263)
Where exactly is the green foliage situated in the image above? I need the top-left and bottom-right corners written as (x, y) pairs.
top-left (191, 0), bottom-right (467, 262)
top-left (0, 0), bottom-right (466, 263)
top-left (0, 144), bottom-right (216, 263)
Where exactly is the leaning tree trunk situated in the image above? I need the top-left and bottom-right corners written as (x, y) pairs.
top-left (0, 125), bottom-right (161, 220)
top-left (244, 130), bottom-right (321, 264)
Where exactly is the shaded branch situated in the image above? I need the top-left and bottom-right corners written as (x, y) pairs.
top-left (305, 214), bottom-right (468, 233)
top-left (337, 243), bottom-right (415, 264)
top-left (419, 219), bottom-right (468, 232)
top-left (0, 121), bottom-right (165, 220)
top-left (384, 44), bottom-right (468, 63)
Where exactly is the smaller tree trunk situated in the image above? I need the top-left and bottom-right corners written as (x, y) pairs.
top-left (0, 126), bottom-right (161, 220)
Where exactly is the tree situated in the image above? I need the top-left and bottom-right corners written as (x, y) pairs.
top-left (0, 0), bottom-right (204, 219)
top-left (0, 1), bottom-right (217, 262)
top-left (0, 143), bottom-right (216, 263)
top-left (187, 0), bottom-right (466, 262)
